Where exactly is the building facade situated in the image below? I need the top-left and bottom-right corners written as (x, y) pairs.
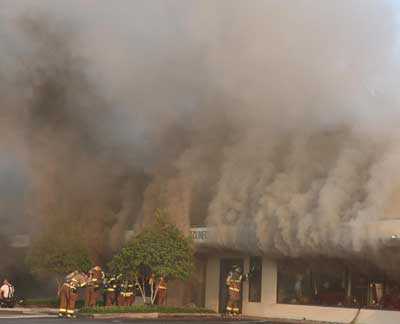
top-left (190, 224), bottom-right (400, 324)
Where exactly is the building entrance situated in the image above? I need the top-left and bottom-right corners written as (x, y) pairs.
top-left (218, 258), bottom-right (244, 314)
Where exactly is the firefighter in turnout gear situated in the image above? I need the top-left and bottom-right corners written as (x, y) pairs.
top-left (85, 266), bottom-right (105, 307)
top-left (118, 276), bottom-right (136, 306)
top-left (58, 271), bottom-right (88, 318)
top-left (104, 274), bottom-right (121, 306)
top-left (225, 265), bottom-right (246, 318)
top-left (156, 276), bottom-right (167, 306)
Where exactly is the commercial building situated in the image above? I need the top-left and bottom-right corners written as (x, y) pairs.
top-left (190, 221), bottom-right (400, 324)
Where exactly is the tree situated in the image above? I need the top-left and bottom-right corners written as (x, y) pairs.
top-left (26, 231), bottom-right (92, 279)
top-left (110, 209), bottom-right (194, 304)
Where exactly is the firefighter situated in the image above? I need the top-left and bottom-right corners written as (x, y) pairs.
top-left (156, 276), bottom-right (167, 306)
top-left (225, 265), bottom-right (245, 317)
top-left (84, 266), bottom-right (104, 307)
top-left (118, 276), bottom-right (136, 306)
top-left (104, 274), bottom-right (121, 306)
top-left (58, 271), bottom-right (88, 318)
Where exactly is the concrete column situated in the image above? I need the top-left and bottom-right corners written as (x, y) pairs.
top-left (263, 258), bottom-right (278, 305)
top-left (205, 256), bottom-right (220, 312)
top-left (243, 256), bottom-right (250, 305)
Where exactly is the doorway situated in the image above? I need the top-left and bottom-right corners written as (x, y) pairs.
top-left (218, 258), bottom-right (244, 313)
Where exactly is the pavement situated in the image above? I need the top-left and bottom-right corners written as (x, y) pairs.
top-left (0, 308), bottom-right (295, 323)
top-left (0, 319), bottom-right (274, 324)
top-left (0, 307), bottom-right (58, 316)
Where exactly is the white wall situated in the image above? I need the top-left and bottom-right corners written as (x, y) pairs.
top-left (242, 257), bottom-right (277, 315)
top-left (257, 304), bottom-right (400, 324)
top-left (204, 256), bottom-right (219, 312)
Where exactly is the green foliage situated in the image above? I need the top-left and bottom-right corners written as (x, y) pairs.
top-left (110, 209), bottom-right (194, 281)
top-left (26, 232), bottom-right (92, 277)
top-left (80, 305), bottom-right (215, 314)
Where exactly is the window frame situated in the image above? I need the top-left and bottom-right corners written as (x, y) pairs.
top-left (248, 256), bottom-right (262, 303)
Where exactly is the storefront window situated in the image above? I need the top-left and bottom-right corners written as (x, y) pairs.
top-left (381, 280), bottom-right (400, 310)
top-left (248, 257), bottom-right (262, 302)
top-left (368, 277), bottom-right (385, 307)
top-left (312, 265), bottom-right (347, 307)
top-left (277, 260), bottom-right (312, 304)
top-left (350, 270), bottom-right (386, 308)
top-left (350, 272), bottom-right (369, 307)
top-left (277, 260), bottom-right (400, 310)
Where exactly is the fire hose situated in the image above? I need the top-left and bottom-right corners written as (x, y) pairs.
top-left (349, 307), bottom-right (362, 324)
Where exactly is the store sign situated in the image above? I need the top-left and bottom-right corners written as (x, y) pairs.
top-left (190, 227), bottom-right (208, 243)
top-left (9, 234), bottom-right (30, 248)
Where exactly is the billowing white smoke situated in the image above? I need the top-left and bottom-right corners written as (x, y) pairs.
top-left (198, 1), bottom-right (400, 261)
top-left (206, 126), bottom-right (398, 256)
top-left (1, 0), bottom-right (400, 269)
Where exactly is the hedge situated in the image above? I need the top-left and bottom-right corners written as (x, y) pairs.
top-left (80, 305), bottom-right (215, 314)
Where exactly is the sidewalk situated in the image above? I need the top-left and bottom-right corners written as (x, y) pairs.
top-left (86, 312), bottom-right (222, 320)
top-left (0, 308), bottom-right (337, 323)
top-left (0, 307), bottom-right (58, 316)
top-left (1, 308), bottom-right (226, 321)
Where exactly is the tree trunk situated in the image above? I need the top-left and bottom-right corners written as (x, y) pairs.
top-left (151, 286), bottom-right (159, 305)
top-left (134, 276), bottom-right (147, 304)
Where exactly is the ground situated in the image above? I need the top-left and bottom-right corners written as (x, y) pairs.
top-left (0, 318), bottom-right (273, 324)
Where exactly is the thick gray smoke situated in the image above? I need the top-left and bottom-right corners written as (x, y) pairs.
top-left (1, 0), bottom-right (400, 271)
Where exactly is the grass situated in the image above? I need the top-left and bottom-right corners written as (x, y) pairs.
top-left (23, 298), bottom-right (215, 315)
top-left (23, 298), bottom-right (98, 308)
top-left (79, 305), bottom-right (216, 314)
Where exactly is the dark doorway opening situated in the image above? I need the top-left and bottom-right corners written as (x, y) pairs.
top-left (219, 258), bottom-right (244, 314)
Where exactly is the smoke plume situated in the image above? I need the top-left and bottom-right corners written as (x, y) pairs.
top-left (1, 0), bottom-right (400, 271)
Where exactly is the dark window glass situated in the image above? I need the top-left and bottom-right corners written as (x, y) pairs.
top-left (277, 260), bottom-right (312, 304)
top-left (276, 260), bottom-right (400, 310)
top-left (249, 257), bottom-right (262, 302)
top-left (349, 270), bottom-right (385, 308)
top-left (312, 265), bottom-right (347, 307)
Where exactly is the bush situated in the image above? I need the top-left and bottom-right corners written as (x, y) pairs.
top-left (109, 210), bottom-right (194, 304)
top-left (79, 305), bottom-right (215, 314)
